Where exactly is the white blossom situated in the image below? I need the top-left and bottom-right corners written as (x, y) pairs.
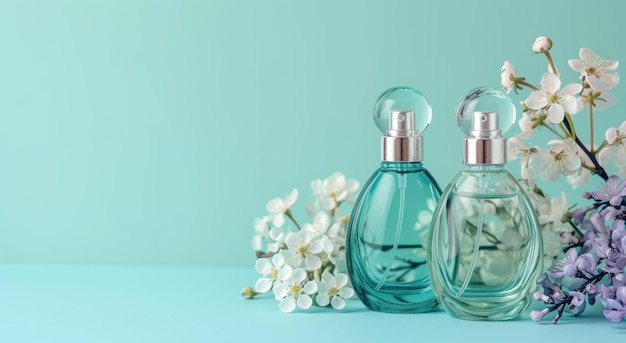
top-left (255, 253), bottom-right (290, 293)
top-left (252, 216), bottom-right (284, 253)
top-left (284, 230), bottom-right (323, 270)
top-left (539, 192), bottom-right (569, 224)
top-left (543, 223), bottom-right (568, 268)
top-left (412, 198), bottom-right (436, 259)
top-left (273, 268), bottom-right (317, 313)
top-left (600, 121), bottom-right (626, 175)
top-left (414, 198), bottom-right (436, 231)
top-left (533, 36), bottom-right (552, 53)
top-left (267, 225), bottom-right (289, 249)
top-left (247, 173), bottom-right (359, 311)
top-left (508, 136), bottom-right (537, 184)
top-left (531, 139), bottom-right (582, 181)
top-left (567, 142), bottom-right (594, 188)
top-left (519, 181), bottom-right (565, 267)
top-left (518, 107), bottom-right (548, 138)
top-left (302, 212), bottom-right (336, 239)
top-left (316, 271), bottom-right (354, 310)
top-left (501, 61), bottom-right (517, 94)
top-left (525, 72), bottom-right (582, 124)
top-left (252, 216), bottom-right (270, 251)
top-left (520, 180), bottom-right (550, 212)
top-left (266, 189), bottom-right (298, 227)
top-left (567, 168), bottom-right (591, 189)
top-left (568, 48), bottom-right (619, 90)
top-left (301, 211), bottom-right (344, 262)
top-left (580, 88), bottom-right (617, 111)
top-left (311, 172), bottom-right (359, 211)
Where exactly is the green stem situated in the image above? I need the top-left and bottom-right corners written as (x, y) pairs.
top-left (544, 50), bottom-right (559, 75)
top-left (581, 162), bottom-right (597, 173)
top-left (595, 140), bottom-right (608, 155)
top-left (518, 80), bottom-right (540, 91)
top-left (564, 113), bottom-right (577, 141)
top-left (542, 123), bottom-right (565, 139)
top-left (568, 220), bottom-right (584, 238)
top-left (558, 123), bottom-right (572, 138)
top-left (331, 200), bottom-right (342, 218)
top-left (589, 105), bottom-right (595, 153)
top-left (284, 210), bottom-right (302, 231)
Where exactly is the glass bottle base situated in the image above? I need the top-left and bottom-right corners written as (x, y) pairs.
top-left (357, 292), bottom-right (439, 314)
top-left (436, 293), bottom-right (531, 320)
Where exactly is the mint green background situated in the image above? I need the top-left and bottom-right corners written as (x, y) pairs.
top-left (0, 0), bottom-right (624, 266)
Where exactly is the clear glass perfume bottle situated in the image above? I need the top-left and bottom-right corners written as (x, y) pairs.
top-left (428, 87), bottom-right (543, 320)
top-left (346, 86), bottom-right (441, 313)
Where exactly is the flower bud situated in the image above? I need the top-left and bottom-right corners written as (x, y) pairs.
top-left (560, 231), bottom-right (579, 245)
top-left (340, 214), bottom-right (349, 225)
top-left (588, 292), bottom-right (596, 305)
top-left (586, 284), bottom-right (597, 294)
top-left (570, 291), bottom-right (585, 307)
top-left (241, 286), bottom-right (258, 299)
top-left (501, 61), bottom-right (517, 94)
top-left (530, 309), bottom-right (549, 322)
top-left (533, 36), bottom-right (553, 53)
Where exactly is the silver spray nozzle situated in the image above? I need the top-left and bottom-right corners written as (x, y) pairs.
top-left (387, 110), bottom-right (419, 137)
top-left (470, 111), bottom-right (499, 137)
top-left (463, 111), bottom-right (506, 164)
top-left (382, 110), bottom-right (423, 162)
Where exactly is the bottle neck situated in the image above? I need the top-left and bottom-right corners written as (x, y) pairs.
top-left (380, 161), bottom-right (425, 172)
top-left (463, 137), bottom-right (506, 165)
top-left (381, 135), bottom-right (423, 162)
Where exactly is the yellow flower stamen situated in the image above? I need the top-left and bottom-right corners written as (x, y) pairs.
top-left (549, 93), bottom-right (559, 103)
top-left (290, 285), bottom-right (302, 295)
top-left (551, 150), bottom-right (566, 161)
top-left (298, 244), bottom-right (310, 258)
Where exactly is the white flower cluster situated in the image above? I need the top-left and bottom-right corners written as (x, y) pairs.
top-left (521, 181), bottom-right (578, 268)
top-left (250, 172), bottom-right (359, 312)
top-left (502, 44), bottom-right (625, 189)
top-left (501, 37), bottom-right (626, 274)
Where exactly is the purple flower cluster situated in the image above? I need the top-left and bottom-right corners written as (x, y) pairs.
top-left (532, 175), bottom-right (626, 323)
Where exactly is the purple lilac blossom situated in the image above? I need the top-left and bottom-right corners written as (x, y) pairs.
top-left (550, 249), bottom-right (578, 279)
top-left (575, 253), bottom-right (598, 274)
top-left (602, 206), bottom-right (624, 220)
top-left (603, 286), bottom-right (626, 322)
top-left (572, 205), bottom-right (595, 224)
top-left (589, 175), bottom-right (626, 206)
top-left (570, 291), bottom-right (585, 306)
top-left (532, 176), bottom-right (626, 323)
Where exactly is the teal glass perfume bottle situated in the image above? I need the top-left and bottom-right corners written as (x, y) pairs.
top-left (428, 87), bottom-right (543, 320)
top-left (346, 86), bottom-right (441, 313)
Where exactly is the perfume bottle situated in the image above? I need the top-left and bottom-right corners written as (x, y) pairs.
top-left (428, 87), bottom-right (543, 320)
top-left (346, 86), bottom-right (441, 313)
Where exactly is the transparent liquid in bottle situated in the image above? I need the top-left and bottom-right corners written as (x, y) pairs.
top-left (428, 166), bottom-right (543, 320)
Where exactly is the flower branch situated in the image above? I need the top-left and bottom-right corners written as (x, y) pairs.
top-left (244, 172), bottom-right (360, 312)
top-left (502, 36), bottom-right (626, 324)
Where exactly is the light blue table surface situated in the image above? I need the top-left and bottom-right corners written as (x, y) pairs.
top-left (0, 265), bottom-right (623, 342)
